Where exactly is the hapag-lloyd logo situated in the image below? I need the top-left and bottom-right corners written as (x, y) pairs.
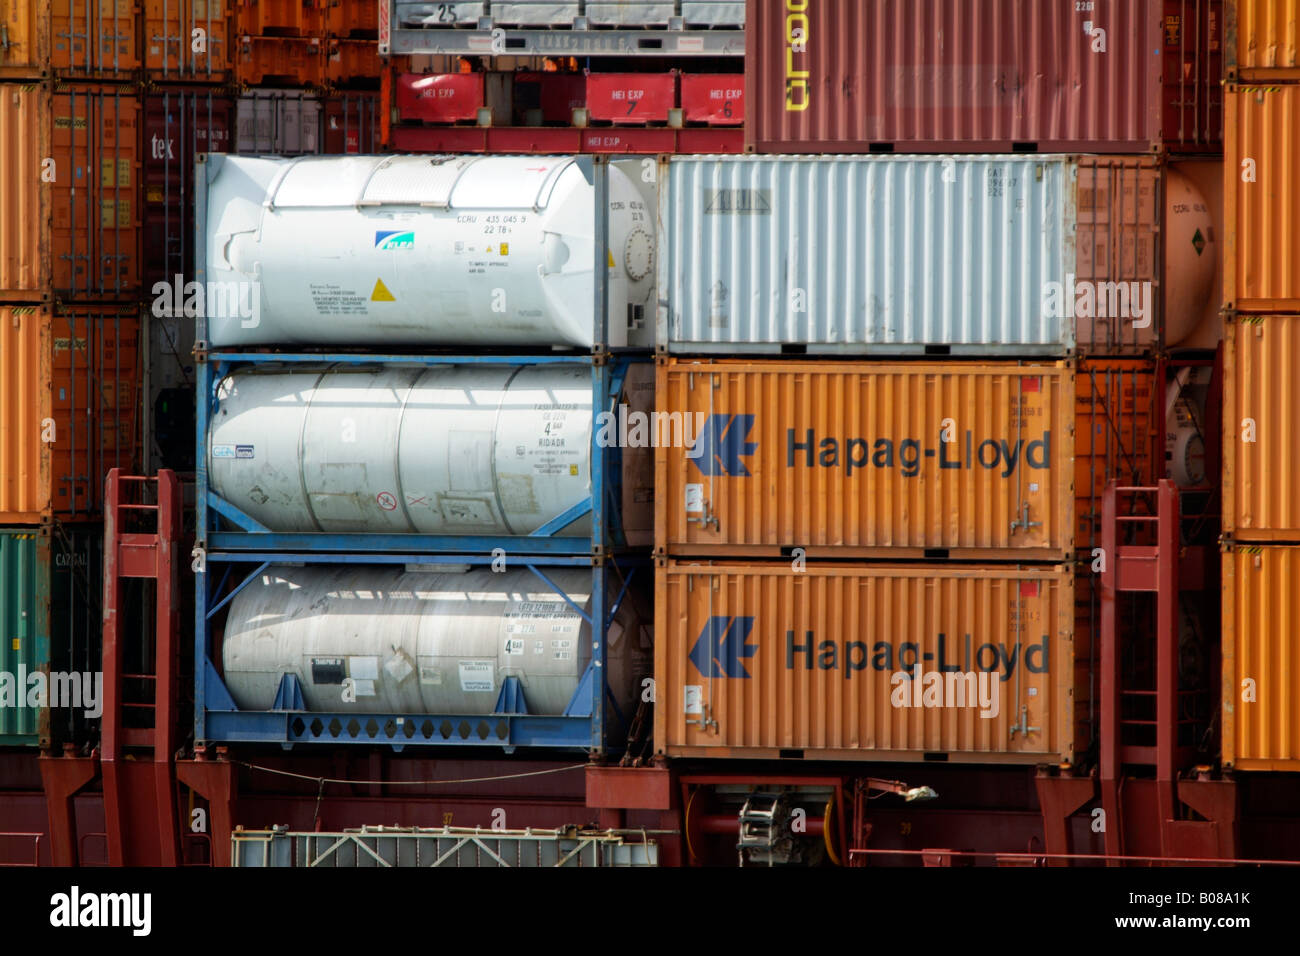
top-left (685, 414), bottom-right (1052, 479)
top-left (688, 617), bottom-right (1050, 683)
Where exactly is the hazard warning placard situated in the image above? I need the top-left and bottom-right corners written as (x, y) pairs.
top-left (371, 278), bottom-right (395, 301)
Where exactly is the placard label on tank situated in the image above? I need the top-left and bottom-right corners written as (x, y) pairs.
top-left (458, 660), bottom-right (494, 692)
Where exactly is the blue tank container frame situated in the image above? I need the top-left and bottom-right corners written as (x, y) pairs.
top-left (194, 351), bottom-right (649, 557)
top-left (194, 551), bottom-right (647, 752)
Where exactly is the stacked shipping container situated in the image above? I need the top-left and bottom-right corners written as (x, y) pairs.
top-left (382, 2), bottom-right (744, 154)
top-left (653, 0), bottom-right (1226, 782)
top-left (1, 4), bottom-right (146, 747)
top-left (1221, 1), bottom-right (1300, 770)
top-left (193, 153), bottom-right (657, 753)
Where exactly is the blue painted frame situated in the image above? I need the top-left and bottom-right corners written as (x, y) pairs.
top-left (193, 550), bottom-right (646, 752)
top-left (195, 351), bottom-right (641, 557)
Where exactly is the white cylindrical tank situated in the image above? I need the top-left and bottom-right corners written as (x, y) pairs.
top-left (220, 566), bottom-right (648, 716)
top-left (1163, 168), bottom-right (1217, 347)
top-left (201, 154), bottom-right (655, 348)
top-left (207, 363), bottom-right (653, 541)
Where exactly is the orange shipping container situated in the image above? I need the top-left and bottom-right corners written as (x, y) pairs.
top-left (235, 35), bottom-right (324, 86)
top-left (0, 82), bottom-right (50, 298)
top-left (656, 359), bottom-right (1156, 560)
top-left (1224, 84), bottom-right (1300, 312)
top-left (236, 0), bottom-right (324, 37)
top-left (0, 82), bottom-right (141, 299)
top-left (1227, 0), bottom-right (1300, 78)
top-left (654, 561), bottom-right (1077, 764)
top-left (1222, 545), bottom-right (1300, 770)
top-left (1223, 315), bottom-right (1300, 539)
top-left (324, 0), bottom-right (378, 37)
top-left (0, 305), bottom-right (142, 522)
top-left (143, 0), bottom-right (234, 81)
top-left (0, 0), bottom-right (138, 79)
top-left (324, 38), bottom-right (381, 85)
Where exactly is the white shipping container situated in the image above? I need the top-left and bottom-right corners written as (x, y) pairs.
top-left (681, 1), bottom-right (744, 26)
top-left (489, 2), bottom-right (580, 27)
top-left (658, 155), bottom-right (1214, 355)
top-left (395, 2), bottom-right (486, 26)
top-left (586, 2), bottom-right (675, 26)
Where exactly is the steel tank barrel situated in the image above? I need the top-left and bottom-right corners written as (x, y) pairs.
top-left (220, 566), bottom-right (648, 716)
top-left (207, 363), bottom-right (653, 541)
top-left (200, 154), bottom-right (656, 348)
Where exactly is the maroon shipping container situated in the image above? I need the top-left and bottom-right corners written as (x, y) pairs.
top-left (141, 90), bottom-right (234, 291)
top-left (322, 92), bottom-right (381, 153)
top-left (746, 0), bottom-right (1223, 154)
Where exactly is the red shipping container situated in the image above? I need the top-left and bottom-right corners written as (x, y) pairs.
top-left (395, 73), bottom-right (485, 124)
top-left (680, 73), bottom-right (743, 125)
top-left (141, 89), bottom-right (234, 290)
top-left (586, 73), bottom-right (675, 124)
top-left (745, 0), bottom-right (1223, 153)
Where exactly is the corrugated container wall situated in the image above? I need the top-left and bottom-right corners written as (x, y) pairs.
top-left (1223, 545), bottom-right (1300, 770)
top-left (0, 0), bottom-right (139, 79)
top-left (656, 359), bottom-right (1157, 559)
top-left (1, 83), bottom-right (142, 300)
top-left (745, 0), bottom-right (1222, 154)
top-left (0, 82), bottom-right (50, 298)
top-left (1227, 0), bottom-right (1300, 77)
top-left (142, 89), bottom-right (235, 291)
top-left (657, 155), bottom-right (1218, 355)
top-left (143, 0), bottom-right (234, 81)
top-left (0, 527), bottom-right (103, 747)
top-left (1223, 315), bottom-right (1300, 540)
top-left (0, 305), bottom-right (142, 522)
top-left (654, 561), bottom-right (1077, 763)
top-left (1224, 84), bottom-right (1300, 312)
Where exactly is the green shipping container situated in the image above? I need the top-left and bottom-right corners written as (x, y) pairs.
top-left (0, 526), bottom-right (102, 747)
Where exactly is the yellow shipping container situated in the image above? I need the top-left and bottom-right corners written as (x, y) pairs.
top-left (654, 560), bottom-right (1077, 764)
top-left (1223, 545), bottom-right (1300, 770)
top-left (1225, 84), bottom-right (1300, 312)
top-left (1223, 315), bottom-right (1300, 539)
top-left (656, 359), bottom-right (1156, 560)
